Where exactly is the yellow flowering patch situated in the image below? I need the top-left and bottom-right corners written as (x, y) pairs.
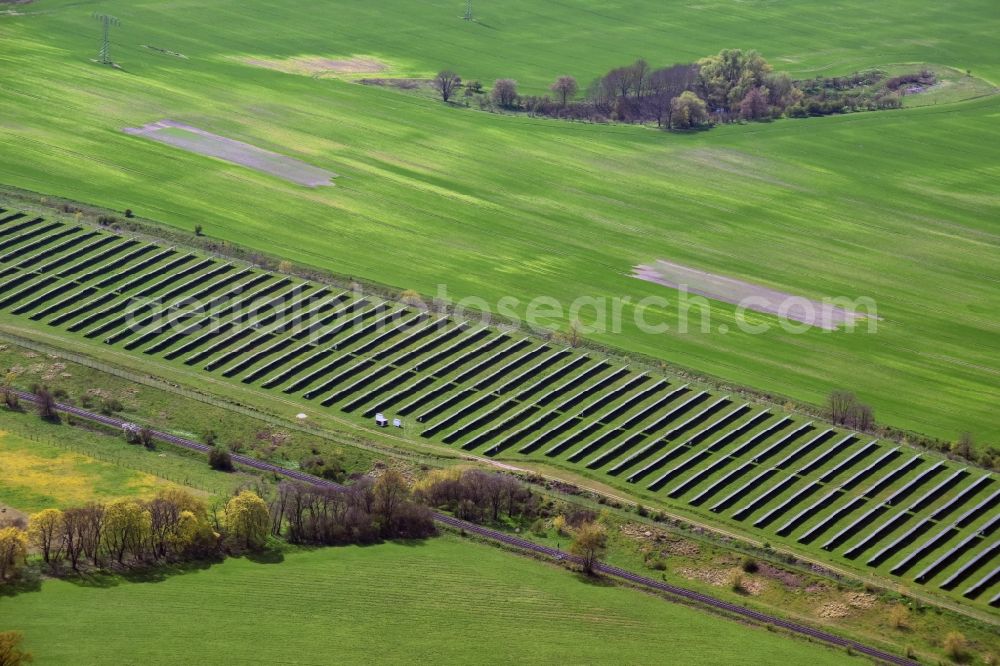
top-left (0, 430), bottom-right (179, 512)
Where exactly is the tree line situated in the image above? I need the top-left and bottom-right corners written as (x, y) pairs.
top-left (0, 471), bottom-right (442, 584)
top-left (826, 389), bottom-right (996, 470)
top-left (413, 466), bottom-right (539, 523)
top-left (269, 470), bottom-right (435, 546)
top-left (434, 49), bottom-right (931, 129)
top-left (0, 488), bottom-right (258, 580)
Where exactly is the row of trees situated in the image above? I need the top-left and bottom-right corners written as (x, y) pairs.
top-left (435, 63), bottom-right (709, 128)
top-left (269, 471), bottom-right (435, 546)
top-left (0, 489), bottom-right (273, 581)
top-left (434, 49), bottom-right (924, 129)
top-left (413, 467), bottom-right (539, 523)
top-left (2, 472), bottom-right (444, 583)
top-left (0, 459), bottom-right (620, 591)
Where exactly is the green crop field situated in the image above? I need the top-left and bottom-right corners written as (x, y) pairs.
top-left (1, 0), bottom-right (998, 448)
top-left (0, 536), bottom-right (856, 665)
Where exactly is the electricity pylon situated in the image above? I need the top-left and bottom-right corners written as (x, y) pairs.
top-left (463, 0), bottom-right (473, 20)
top-left (93, 13), bottom-right (120, 65)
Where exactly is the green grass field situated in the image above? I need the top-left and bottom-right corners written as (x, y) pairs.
top-left (0, 0), bottom-right (998, 445)
top-left (0, 536), bottom-right (857, 664)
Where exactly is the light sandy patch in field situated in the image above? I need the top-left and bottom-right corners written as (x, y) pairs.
top-left (124, 120), bottom-right (336, 187)
top-left (240, 55), bottom-right (387, 77)
top-left (633, 259), bottom-right (873, 330)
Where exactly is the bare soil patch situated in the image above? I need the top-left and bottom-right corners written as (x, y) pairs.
top-left (633, 259), bottom-right (876, 330)
top-left (620, 522), bottom-right (702, 556)
top-left (241, 55), bottom-right (387, 77)
top-left (124, 120), bottom-right (336, 188)
top-left (816, 601), bottom-right (852, 619)
top-left (677, 566), bottom-right (764, 595)
top-left (815, 592), bottom-right (878, 618)
top-left (844, 591), bottom-right (878, 609)
top-left (757, 562), bottom-right (805, 589)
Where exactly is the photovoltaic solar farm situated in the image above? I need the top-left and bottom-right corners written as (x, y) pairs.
top-left (0, 209), bottom-right (997, 607)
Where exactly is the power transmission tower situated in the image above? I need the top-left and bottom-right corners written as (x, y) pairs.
top-left (93, 13), bottom-right (120, 65)
top-left (463, 0), bottom-right (473, 21)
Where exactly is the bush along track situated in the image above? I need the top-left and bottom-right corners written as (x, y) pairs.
top-left (10, 388), bottom-right (920, 666)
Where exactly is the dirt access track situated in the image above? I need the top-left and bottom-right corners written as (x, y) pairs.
top-left (124, 120), bottom-right (337, 188)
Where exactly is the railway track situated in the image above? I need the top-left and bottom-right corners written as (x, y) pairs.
top-left (11, 388), bottom-right (916, 666)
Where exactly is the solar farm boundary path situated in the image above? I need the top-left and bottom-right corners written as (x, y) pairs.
top-left (12, 389), bottom-right (917, 666)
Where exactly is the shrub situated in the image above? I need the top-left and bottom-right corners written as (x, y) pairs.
top-left (1, 388), bottom-right (18, 410)
top-left (889, 603), bottom-right (909, 630)
top-left (124, 208), bottom-right (134, 218)
top-left (225, 491), bottom-right (269, 551)
top-left (97, 215), bottom-right (117, 226)
top-left (195, 224), bottom-right (204, 236)
top-left (553, 515), bottom-right (568, 536)
top-left (491, 78), bottom-right (519, 109)
top-left (741, 556), bottom-right (759, 573)
top-left (569, 522), bottom-right (607, 574)
top-left (209, 446), bottom-right (234, 472)
top-left (670, 91), bottom-right (709, 129)
top-left (943, 632), bottom-right (967, 662)
top-left (0, 526), bottom-right (28, 580)
top-left (564, 509), bottom-right (597, 528)
top-left (138, 427), bottom-right (155, 450)
top-left (300, 454), bottom-right (346, 482)
top-left (951, 432), bottom-right (974, 459)
top-left (0, 630), bottom-right (32, 666)
top-left (99, 397), bottom-right (124, 415)
top-left (35, 387), bottom-right (58, 420)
